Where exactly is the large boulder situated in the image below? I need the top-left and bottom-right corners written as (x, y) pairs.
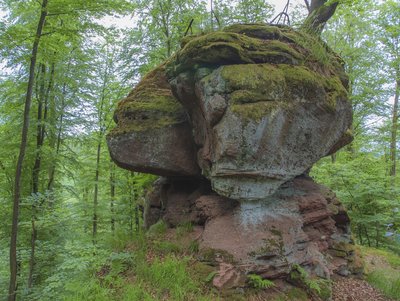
top-left (107, 23), bottom-right (360, 295)
top-left (107, 65), bottom-right (200, 177)
top-left (166, 24), bottom-right (352, 199)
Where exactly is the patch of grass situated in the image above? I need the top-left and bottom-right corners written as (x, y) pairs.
top-left (188, 240), bottom-right (200, 254)
top-left (121, 284), bottom-right (155, 301)
top-left (362, 246), bottom-right (400, 268)
top-left (176, 221), bottom-right (194, 238)
top-left (286, 287), bottom-right (309, 301)
top-left (146, 220), bottom-right (167, 237)
top-left (64, 277), bottom-right (111, 301)
top-left (153, 240), bottom-right (183, 254)
top-left (367, 270), bottom-right (400, 300)
top-left (136, 255), bottom-right (200, 300)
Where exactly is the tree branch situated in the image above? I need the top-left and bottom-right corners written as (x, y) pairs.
top-left (304, 0), bottom-right (311, 12)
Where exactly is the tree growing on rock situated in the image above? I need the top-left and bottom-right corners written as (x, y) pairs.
top-left (303, 0), bottom-right (339, 34)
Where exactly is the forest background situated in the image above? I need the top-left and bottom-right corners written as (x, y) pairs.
top-left (0, 0), bottom-right (399, 300)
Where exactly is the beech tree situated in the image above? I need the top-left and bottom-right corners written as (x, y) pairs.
top-left (8, 1), bottom-right (48, 299)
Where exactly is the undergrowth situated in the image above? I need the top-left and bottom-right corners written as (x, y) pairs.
top-left (367, 270), bottom-right (400, 300)
top-left (61, 230), bottom-right (217, 301)
top-left (363, 246), bottom-right (400, 300)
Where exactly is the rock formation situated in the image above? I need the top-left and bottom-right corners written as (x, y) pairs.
top-left (107, 23), bottom-right (360, 294)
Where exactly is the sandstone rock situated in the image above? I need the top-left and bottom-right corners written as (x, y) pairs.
top-left (166, 24), bottom-right (352, 199)
top-left (143, 175), bottom-right (362, 288)
top-left (107, 65), bottom-right (200, 177)
top-left (107, 23), bottom-right (360, 294)
top-left (213, 263), bottom-right (246, 289)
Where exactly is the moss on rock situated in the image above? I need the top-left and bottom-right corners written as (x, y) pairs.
top-left (216, 63), bottom-right (347, 122)
top-left (167, 23), bottom-right (347, 83)
top-left (110, 64), bottom-right (187, 136)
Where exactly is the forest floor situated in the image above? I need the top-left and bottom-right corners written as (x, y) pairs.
top-left (331, 247), bottom-right (400, 301)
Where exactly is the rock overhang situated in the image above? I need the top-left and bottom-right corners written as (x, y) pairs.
top-left (107, 23), bottom-right (353, 200)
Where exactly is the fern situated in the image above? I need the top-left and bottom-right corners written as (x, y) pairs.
top-left (247, 274), bottom-right (275, 289)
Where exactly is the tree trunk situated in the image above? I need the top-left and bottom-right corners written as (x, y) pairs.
top-left (27, 218), bottom-right (37, 289)
top-left (8, 1), bottom-right (48, 300)
top-left (28, 62), bottom-right (55, 289)
top-left (390, 79), bottom-right (399, 177)
top-left (110, 161), bottom-right (115, 233)
top-left (47, 80), bottom-right (66, 192)
top-left (92, 55), bottom-right (109, 243)
top-left (93, 140), bottom-right (101, 244)
top-left (32, 64), bottom-right (46, 194)
top-left (357, 224), bottom-right (363, 245)
top-left (302, 0), bottom-right (339, 35)
top-left (135, 205), bottom-right (139, 232)
top-left (364, 225), bottom-right (371, 247)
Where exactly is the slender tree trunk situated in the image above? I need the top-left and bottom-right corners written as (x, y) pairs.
top-left (8, 1), bottom-right (48, 300)
top-left (27, 64), bottom-right (43, 290)
top-left (93, 140), bottom-right (101, 244)
top-left (92, 55), bottom-right (109, 243)
top-left (83, 187), bottom-right (89, 234)
top-left (32, 64), bottom-right (46, 194)
top-left (27, 218), bottom-right (37, 289)
top-left (129, 192), bottom-right (133, 238)
top-left (47, 81), bottom-right (65, 192)
top-left (357, 224), bottom-right (363, 245)
top-left (390, 79), bottom-right (400, 177)
top-left (364, 225), bottom-right (371, 247)
top-left (28, 63), bottom-right (55, 289)
top-left (110, 161), bottom-right (115, 233)
top-left (128, 172), bottom-right (134, 238)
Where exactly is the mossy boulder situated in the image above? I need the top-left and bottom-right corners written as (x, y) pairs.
top-left (108, 23), bottom-right (352, 198)
top-left (107, 64), bottom-right (200, 176)
top-left (166, 24), bottom-right (352, 199)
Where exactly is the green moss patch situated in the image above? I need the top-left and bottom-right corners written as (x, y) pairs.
top-left (220, 64), bottom-right (286, 94)
top-left (111, 64), bottom-right (187, 135)
top-left (166, 23), bottom-right (347, 83)
top-left (223, 63), bottom-right (346, 121)
top-left (167, 29), bottom-right (305, 77)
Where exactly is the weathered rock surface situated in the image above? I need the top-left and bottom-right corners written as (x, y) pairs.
top-left (166, 24), bottom-right (352, 199)
top-left (107, 23), bottom-right (359, 295)
top-left (107, 65), bottom-right (200, 176)
top-left (144, 175), bottom-right (361, 289)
